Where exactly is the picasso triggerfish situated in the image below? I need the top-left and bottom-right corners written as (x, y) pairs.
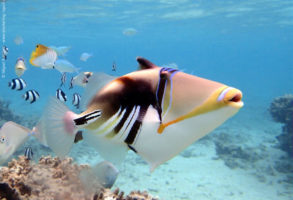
top-left (38, 57), bottom-right (244, 172)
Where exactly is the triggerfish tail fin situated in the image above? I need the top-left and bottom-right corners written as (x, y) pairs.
top-left (40, 97), bottom-right (79, 157)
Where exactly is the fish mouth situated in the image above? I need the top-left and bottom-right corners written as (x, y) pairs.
top-left (224, 88), bottom-right (244, 108)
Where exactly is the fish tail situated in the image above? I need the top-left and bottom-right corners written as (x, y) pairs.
top-left (40, 97), bottom-right (79, 157)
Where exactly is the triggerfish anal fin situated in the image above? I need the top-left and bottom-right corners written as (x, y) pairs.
top-left (29, 44), bottom-right (49, 66)
top-left (156, 67), bottom-right (179, 122)
top-left (136, 56), bottom-right (158, 70)
top-left (157, 86), bottom-right (231, 133)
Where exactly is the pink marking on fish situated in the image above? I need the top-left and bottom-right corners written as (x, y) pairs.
top-left (63, 111), bottom-right (76, 135)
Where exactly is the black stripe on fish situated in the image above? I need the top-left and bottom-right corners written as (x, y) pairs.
top-left (128, 144), bottom-right (137, 153)
top-left (98, 77), bottom-right (160, 145)
top-left (114, 106), bottom-right (135, 133)
top-left (72, 93), bottom-right (81, 109)
top-left (155, 67), bottom-right (179, 120)
top-left (60, 72), bottom-right (66, 87)
top-left (69, 77), bottom-right (74, 89)
top-left (74, 110), bottom-right (102, 126)
top-left (56, 89), bottom-right (67, 102)
top-left (24, 147), bottom-right (33, 160)
top-left (124, 105), bottom-right (148, 144)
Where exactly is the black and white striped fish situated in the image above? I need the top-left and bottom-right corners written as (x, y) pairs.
top-left (24, 147), bottom-right (33, 160)
top-left (8, 78), bottom-right (26, 90)
top-left (56, 89), bottom-right (67, 102)
top-left (72, 93), bottom-right (81, 109)
top-left (23, 90), bottom-right (40, 104)
top-left (60, 72), bottom-right (66, 87)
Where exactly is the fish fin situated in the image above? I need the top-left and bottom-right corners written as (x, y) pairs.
top-left (31, 119), bottom-right (49, 147)
top-left (79, 161), bottom-right (119, 191)
top-left (40, 97), bottom-right (78, 157)
top-left (83, 132), bottom-right (128, 165)
top-left (136, 57), bottom-right (158, 70)
top-left (92, 161), bottom-right (119, 188)
top-left (0, 121), bottom-right (30, 165)
top-left (80, 72), bottom-right (116, 111)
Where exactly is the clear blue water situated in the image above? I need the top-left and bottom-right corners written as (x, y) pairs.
top-left (1, 0), bottom-right (293, 199)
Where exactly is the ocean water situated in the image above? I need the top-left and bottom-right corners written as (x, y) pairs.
top-left (0, 0), bottom-right (293, 199)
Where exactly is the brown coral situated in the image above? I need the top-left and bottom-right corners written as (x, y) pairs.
top-left (0, 156), bottom-right (159, 200)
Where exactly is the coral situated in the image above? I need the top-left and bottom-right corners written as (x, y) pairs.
top-left (0, 156), bottom-right (158, 200)
top-left (213, 132), bottom-right (264, 169)
top-left (269, 94), bottom-right (293, 157)
top-left (269, 94), bottom-right (293, 124)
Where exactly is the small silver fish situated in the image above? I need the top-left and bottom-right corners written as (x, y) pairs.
top-left (60, 72), bottom-right (66, 87)
top-left (72, 93), bottom-right (81, 109)
top-left (24, 147), bottom-right (33, 160)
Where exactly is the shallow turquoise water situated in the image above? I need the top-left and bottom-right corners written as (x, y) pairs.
top-left (1, 0), bottom-right (293, 199)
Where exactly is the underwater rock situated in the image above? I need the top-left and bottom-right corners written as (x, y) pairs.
top-left (269, 94), bottom-right (293, 157)
top-left (213, 132), bottom-right (264, 169)
top-left (269, 94), bottom-right (293, 124)
top-left (0, 156), bottom-right (158, 200)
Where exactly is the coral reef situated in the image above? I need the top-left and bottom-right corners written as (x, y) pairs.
top-left (213, 132), bottom-right (265, 169)
top-left (269, 94), bottom-right (293, 157)
top-left (0, 156), bottom-right (158, 200)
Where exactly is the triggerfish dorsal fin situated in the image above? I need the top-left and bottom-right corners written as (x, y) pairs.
top-left (80, 72), bottom-right (116, 111)
top-left (136, 57), bottom-right (158, 70)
